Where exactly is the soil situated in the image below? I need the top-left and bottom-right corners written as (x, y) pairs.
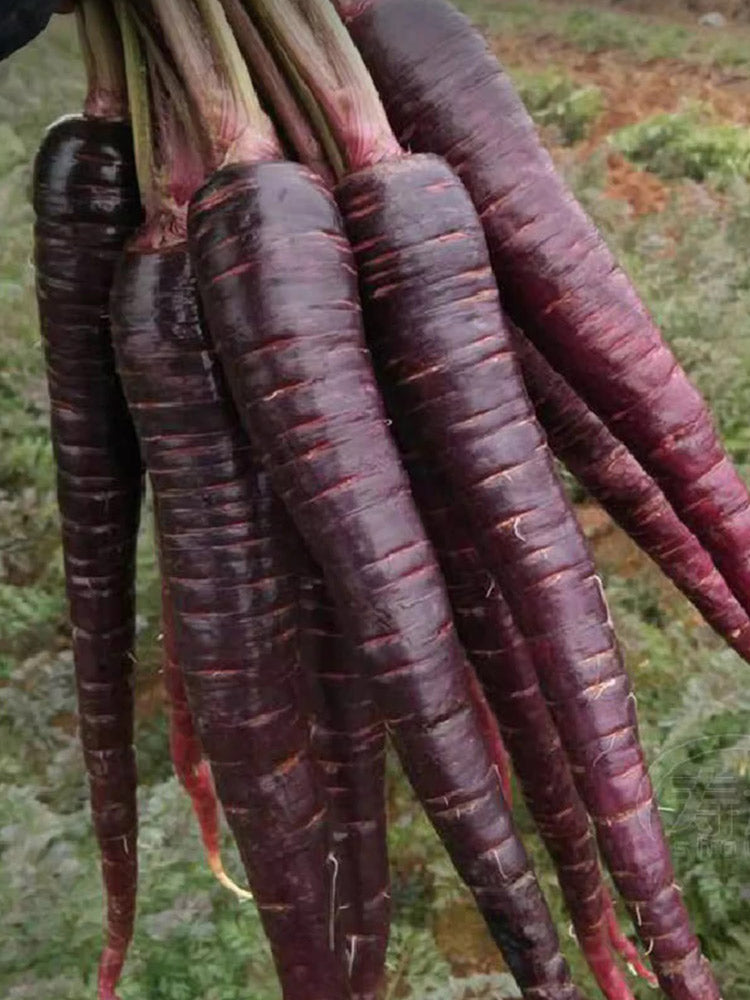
top-left (492, 16), bottom-right (750, 213)
top-left (494, 31), bottom-right (750, 132)
top-left (545, 0), bottom-right (750, 23)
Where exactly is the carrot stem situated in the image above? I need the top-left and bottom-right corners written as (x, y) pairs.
top-left (77, 0), bottom-right (128, 119)
top-left (147, 0), bottom-right (280, 167)
top-left (221, 0), bottom-right (340, 180)
top-left (117, 2), bottom-right (205, 247)
top-left (114, 0), bottom-right (156, 216)
top-left (264, 32), bottom-right (345, 178)
top-left (248, 0), bottom-right (401, 172)
top-left (128, 7), bottom-right (200, 160)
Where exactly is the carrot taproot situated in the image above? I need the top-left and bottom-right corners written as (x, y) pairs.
top-left (160, 582), bottom-right (253, 900)
top-left (33, 7), bottom-right (142, 997)
top-left (512, 329), bottom-right (750, 662)
top-left (115, 3), bottom-right (255, 891)
top-left (237, 3), bottom-right (717, 993)
top-left (401, 444), bottom-right (654, 999)
top-left (300, 568), bottom-right (390, 1000)
top-left (463, 646), bottom-right (513, 808)
top-left (110, 13), bottom-right (349, 996)
top-left (300, 552), bottom-right (504, 993)
top-left (205, 23), bottom-right (391, 968)
top-left (189, 158), bottom-right (582, 999)
top-left (336, 0), bottom-right (750, 628)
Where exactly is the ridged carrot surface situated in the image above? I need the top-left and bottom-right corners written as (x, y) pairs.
top-left (402, 444), bottom-right (654, 1000)
top-left (337, 150), bottom-right (719, 1000)
top-left (111, 243), bottom-right (350, 1000)
top-left (514, 331), bottom-right (750, 662)
top-left (340, 0), bottom-right (750, 639)
top-left (189, 158), bottom-right (581, 999)
top-left (301, 569), bottom-right (390, 1000)
top-left (33, 114), bottom-right (142, 1000)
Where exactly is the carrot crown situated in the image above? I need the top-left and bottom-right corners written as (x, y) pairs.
top-left (145, 0), bottom-right (282, 169)
top-left (249, 0), bottom-right (402, 175)
top-left (116, 0), bottom-right (206, 247)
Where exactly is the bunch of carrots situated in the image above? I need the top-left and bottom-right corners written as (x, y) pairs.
top-left (30, 0), bottom-right (749, 997)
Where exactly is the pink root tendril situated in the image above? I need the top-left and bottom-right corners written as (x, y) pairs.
top-left (169, 709), bottom-right (253, 901)
top-left (603, 890), bottom-right (659, 986)
top-left (97, 944), bottom-right (125, 1000)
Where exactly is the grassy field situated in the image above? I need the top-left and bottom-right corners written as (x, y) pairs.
top-left (3, 4), bottom-right (750, 998)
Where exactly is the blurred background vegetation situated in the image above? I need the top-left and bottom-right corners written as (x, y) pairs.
top-left (3, 2), bottom-right (750, 997)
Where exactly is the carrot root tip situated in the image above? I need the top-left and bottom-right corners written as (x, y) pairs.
top-left (580, 932), bottom-right (638, 1000)
top-left (603, 892), bottom-right (659, 987)
top-left (207, 851), bottom-right (254, 901)
top-left (97, 946), bottom-right (125, 1000)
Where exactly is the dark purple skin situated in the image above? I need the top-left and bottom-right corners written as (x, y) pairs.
top-left (514, 330), bottom-right (750, 662)
top-left (300, 559), bottom-right (507, 1000)
top-left (401, 446), bottom-right (650, 1000)
top-left (33, 114), bottom-right (143, 1000)
top-left (300, 569), bottom-right (390, 1000)
top-left (110, 243), bottom-right (350, 1000)
top-left (336, 151), bottom-right (719, 1000)
top-left (463, 639), bottom-right (513, 807)
top-left (160, 579), bottom-right (230, 882)
top-left (189, 159), bottom-right (582, 1000)
top-left (340, 0), bottom-right (750, 636)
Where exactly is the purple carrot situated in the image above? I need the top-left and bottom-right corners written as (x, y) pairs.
top-left (208, 21), bottom-right (387, 986)
top-left (402, 445), bottom-right (655, 999)
top-left (144, 2), bottom-right (579, 992)
top-left (300, 554), bottom-right (506, 995)
top-left (512, 329), bottom-right (750, 661)
top-left (464, 645), bottom-right (514, 809)
top-left (340, 150), bottom-right (718, 1000)
top-left (113, 243), bottom-right (346, 998)
top-left (300, 568), bottom-right (390, 1000)
top-left (33, 6), bottom-right (142, 996)
top-left (110, 15), bottom-right (350, 997)
top-left (242, 3), bottom-right (718, 995)
top-left (189, 158), bottom-right (581, 999)
top-left (336, 0), bottom-right (750, 626)
top-left (340, 149), bottom-right (719, 1000)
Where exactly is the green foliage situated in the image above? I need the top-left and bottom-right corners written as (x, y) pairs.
top-left (596, 576), bottom-right (750, 996)
top-left (0, 581), bottom-right (64, 652)
top-left (613, 107), bottom-right (750, 187)
top-left (562, 7), bottom-right (690, 60)
top-left (0, 779), bottom-right (280, 1000)
top-left (0, 19), bottom-right (86, 686)
top-left (512, 70), bottom-right (602, 145)
top-left (584, 178), bottom-right (750, 475)
top-left (460, 0), bottom-right (750, 72)
top-left (640, 661), bottom-right (750, 993)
